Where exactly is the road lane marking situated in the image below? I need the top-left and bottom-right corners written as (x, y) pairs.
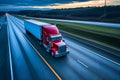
top-left (23, 34), bottom-right (62, 80)
top-left (7, 23), bottom-right (14, 80)
top-left (77, 59), bottom-right (88, 68)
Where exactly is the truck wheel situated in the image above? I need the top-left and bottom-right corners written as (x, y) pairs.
top-left (39, 41), bottom-right (42, 46)
top-left (51, 52), bottom-right (55, 57)
top-left (46, 47), bottom-right (50, 53)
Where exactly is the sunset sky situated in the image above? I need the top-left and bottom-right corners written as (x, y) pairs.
top-left (34, 0), bottom-right (120, 9)
top-left (0, 0), bottom-right (120, 10)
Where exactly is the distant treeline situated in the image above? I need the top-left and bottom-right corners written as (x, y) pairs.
top-left (1, 6), bottom-right (120, 23)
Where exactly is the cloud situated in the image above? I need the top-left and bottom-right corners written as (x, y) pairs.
top-left (0, 0), bottom-right (90, 6)
top-left (0, 0), bottom-right (120, 10)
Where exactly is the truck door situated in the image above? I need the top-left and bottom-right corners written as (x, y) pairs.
top-left (43, 31), bottom-right (48, 45)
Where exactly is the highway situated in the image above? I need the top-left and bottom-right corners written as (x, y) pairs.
top-left (0, 14), bottom-right (120, 80)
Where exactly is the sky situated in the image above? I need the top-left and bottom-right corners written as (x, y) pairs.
top-left (0, 0), bottom-right (120, 10)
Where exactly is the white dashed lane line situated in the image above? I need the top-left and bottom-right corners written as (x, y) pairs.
top-left (77, 59), bottom-right (89, 68)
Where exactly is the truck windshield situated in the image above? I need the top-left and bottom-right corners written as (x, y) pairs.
top-left (50, 35), bottom-right (62, 41)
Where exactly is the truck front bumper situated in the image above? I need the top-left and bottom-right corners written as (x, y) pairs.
top-left (55, 51), bottom-right (69, 58)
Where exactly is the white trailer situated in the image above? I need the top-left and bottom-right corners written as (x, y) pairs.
top-left (24, 19), bottom-right (50, 40)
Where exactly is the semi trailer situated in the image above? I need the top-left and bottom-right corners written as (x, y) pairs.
top-left (24, 19), bottom-right (69, 57)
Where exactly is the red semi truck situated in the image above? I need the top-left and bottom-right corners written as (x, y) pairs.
top-left (24, 19), bottom-right (69, 57)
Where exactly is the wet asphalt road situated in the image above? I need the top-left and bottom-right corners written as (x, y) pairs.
top-left (0, 15), bottom-right (120, 80)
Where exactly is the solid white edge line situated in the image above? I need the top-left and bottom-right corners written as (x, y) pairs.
top-left (7, 17), bottom-right (14, 80)
top-left (94, 53), bottom-right (120, 66)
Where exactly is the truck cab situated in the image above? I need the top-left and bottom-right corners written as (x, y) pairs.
top-left (42, 25), bottom-right (69, 57)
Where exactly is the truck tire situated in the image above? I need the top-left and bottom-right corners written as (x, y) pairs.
top-left (39, 40), bottom-right (42, 46)
top-left (46, 47), bottom-right (50, 53)
top-left (51, 52), bottom-right (55, 57)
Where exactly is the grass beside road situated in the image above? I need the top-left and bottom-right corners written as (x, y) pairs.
top-left (37, 19), bottom-right (120, 38)
top-left (36, 19), bottom-right (120, 49)
top-left (16, 15), bottom-right (120, 49)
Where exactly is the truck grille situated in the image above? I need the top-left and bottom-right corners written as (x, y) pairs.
top-left (58, 45), bottom-right (66, 53)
